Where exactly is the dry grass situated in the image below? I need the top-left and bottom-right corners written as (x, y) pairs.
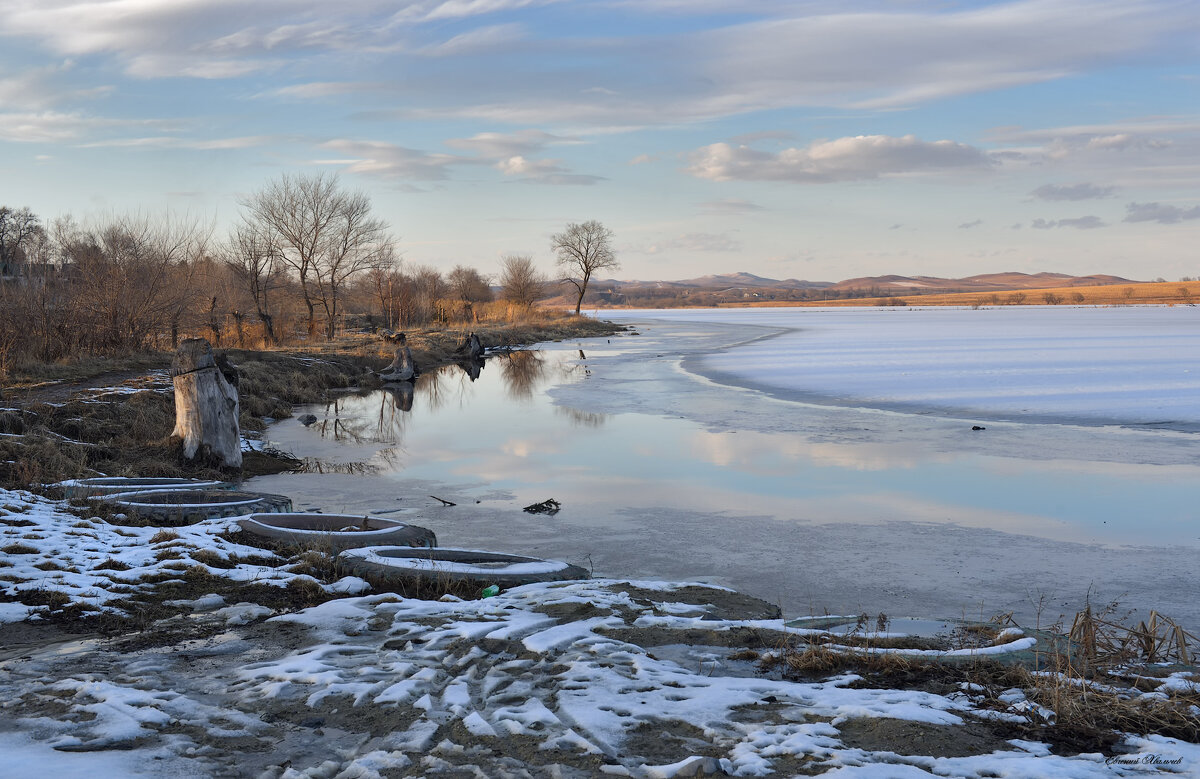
top-left (760, 606), bottom-right (1200, 755)
top-left (0, 313), bottom-right (622, 491)
top-left (736, 280), bottom-right (1200, 308)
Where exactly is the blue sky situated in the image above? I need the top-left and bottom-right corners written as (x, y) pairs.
top-left (2, 0), bottom-right (1199, 282)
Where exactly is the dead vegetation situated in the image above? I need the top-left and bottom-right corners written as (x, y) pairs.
top-left (758, 606), bottom-right (1200, 756)
top-left (737, 279), bottom-right (1200, 308)
top-left (0, 314), bottom-right (622, 491)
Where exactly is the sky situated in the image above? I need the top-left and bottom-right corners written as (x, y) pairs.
top-left (2, 0), bottom-right (1199, 283)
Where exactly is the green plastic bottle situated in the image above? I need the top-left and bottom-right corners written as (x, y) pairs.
top-left (481, 585), bottom-right (500, 598)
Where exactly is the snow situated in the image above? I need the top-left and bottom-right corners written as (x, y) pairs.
top-left (0, 488), bottom-right (357, 623)
top-left (4, 306), bottom-right (1200, 775)
top-left (3, 498), bottom-right (1198, 775)
top-left (339, 546), bottom-right (574, 576)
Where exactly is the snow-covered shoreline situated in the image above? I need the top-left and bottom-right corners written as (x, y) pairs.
top-left (2, 487), bottom-right (1197, 777)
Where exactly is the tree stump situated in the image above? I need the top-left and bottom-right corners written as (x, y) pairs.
top-left (466, 332), bottom-right (483, 360)
top-left (379, 342), bottom-right (417, 382)
top-left (171, 338), bottom-right (242, 469)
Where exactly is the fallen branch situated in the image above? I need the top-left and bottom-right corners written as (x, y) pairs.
top-left (429, 495), bottom-right (456, 507)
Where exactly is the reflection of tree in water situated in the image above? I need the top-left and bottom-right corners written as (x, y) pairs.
top-left (292, 458), bottom-right (380, 475)
top-left (316, 397), bottom-right (385, 445)
top-left (555, 406), bottom-right (606, 428)
top-left (499, 350), bottom-right (546, 400)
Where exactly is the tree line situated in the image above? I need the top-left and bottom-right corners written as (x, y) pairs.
top-left (0, 174), bottom-right (618, 377)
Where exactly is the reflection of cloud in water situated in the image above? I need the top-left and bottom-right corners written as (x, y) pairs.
top-left (690, 430), bottom-right (943, 472)
top-left (843, 492), bottom-right (1081, 542)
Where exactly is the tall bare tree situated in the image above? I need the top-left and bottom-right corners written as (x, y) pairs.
top-left (551, 220), bottom-right (618, 314)
top-left (447, 265), bottom-right (493, 304)
top-left (241, 172), bottom-right (392, 339)
top-left (498, 254), bottom-right (546, 307)
top-left (313, 193), bottom-right (393, 339)
top-left (224, 223), bottom-right (285, 344)
top-left (0, 206), bottom-right (44, 275)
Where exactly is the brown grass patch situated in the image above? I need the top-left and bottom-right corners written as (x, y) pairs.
top-left (732, 279), bottom-right (1200, 308)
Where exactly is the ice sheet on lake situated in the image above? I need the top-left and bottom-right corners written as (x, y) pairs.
top-left (599, 306), bottom-right (1200, 430)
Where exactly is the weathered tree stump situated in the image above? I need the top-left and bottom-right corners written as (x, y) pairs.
top-left (467, 332), bottom-right (484, 360)
top-left (171, 338), bottom-right (242, 469)
top-left (378, 336), bottom-right (418, 383)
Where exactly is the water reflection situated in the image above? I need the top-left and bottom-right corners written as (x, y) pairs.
top-left (499, 351), bottom-right (546, 401)
top-left (297, 351), bottom-right (605, 452)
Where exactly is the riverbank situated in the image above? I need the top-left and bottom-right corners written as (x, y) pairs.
top-left (0, 315), bottom-right (624, 490)
top-left (0, 484), bottom-right (1196, 776)
top-left (1, 313), bottom-right (1198, 775)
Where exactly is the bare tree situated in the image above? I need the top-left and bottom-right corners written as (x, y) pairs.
top-left (498, 254), bottom-right (546, 307)
top-left (312, 192), bottom-right (393, 339)
top-left (224, 223), bottom-right (285, 344)
top-left (447, 265), bottom-right (493, 304)
top-left (551, 220), bottom-right (618, 314)
top-left (0, 206), bottom-right (44, 275)
top-left (241, 172), bottom-right (392, 339)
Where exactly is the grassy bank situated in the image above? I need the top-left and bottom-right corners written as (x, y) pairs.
top-left (0, 314), bottom-right (624, 490)
top-left (714, 279), bottom-right (1200, 308)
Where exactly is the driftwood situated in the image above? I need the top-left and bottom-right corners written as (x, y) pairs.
top-left (171, 338), bottom-right (242, 468)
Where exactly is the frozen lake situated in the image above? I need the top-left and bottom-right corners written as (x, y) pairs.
top-left (249, 306), bottom-right (1200, 630)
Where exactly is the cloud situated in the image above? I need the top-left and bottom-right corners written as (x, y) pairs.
top-left (1123, 202), bottom-right (1200, 224)
top-left (1032, 183), bottom-right (1117, 201)
top-left (628, 154), bottom-right (657, 165)
top-left (699, 198), bottom-right (766, 215)
top-left (317, 139), bottom-right (470, 180)
top-left (268, 81), bottom-right (386, 99)
top-left (5, 0), bottom-right (1192, 132)
top-left (640, 232), bottom-right (742, 254)
top-left (958, 219), bottom-right (982, 229)
top-left (1031, 216), bottom-right (1107, 229)
top-left (445, 129), bottom-right (578, 158)
top-left (0, 110), bottom-right (172, 143)
top-left (686, 134), bottom-right (989, 183)
top-left (412, 23), bottom-right (526, 56)
top-left (728, 130), bottom-right (795, 144)
top-left (494, 154), bottom-right (602, 184)
top-left (0, 63), bottom-right (113, 111)
top-left (79, 134), bottom-right (280, 149)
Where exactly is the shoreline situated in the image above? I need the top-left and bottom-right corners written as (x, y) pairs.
top-left (0, 314), bottom-right (1197, 774)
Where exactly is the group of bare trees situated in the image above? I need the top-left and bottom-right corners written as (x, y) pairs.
top-left (0, 173), bottom-right (619, 376)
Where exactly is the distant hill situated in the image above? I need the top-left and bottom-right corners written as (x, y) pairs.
top-left (596, 272), bottom-right (831, 291)
top-left (826, 272), bottom-right (1135, 292)
top-left (555, 271), bottom-right (1142, 308)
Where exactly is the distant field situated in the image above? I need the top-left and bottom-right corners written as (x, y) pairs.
top-left (731, 280), bottom-right (1200, 308)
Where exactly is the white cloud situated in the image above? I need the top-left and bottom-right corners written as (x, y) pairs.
top-left (1031, 216), bottom-right (1107, 230)
top-left (686, 135), bottom-right (989, 183)
top-left (413, 23), bottom-right (526, 56)
top-left (699, 198), bottom-right (766, 215)
top-left (268, 81), bottom-right (386, 99)
top-left (1032, 183), bottom-right (1116, 201)
top-left (445, 129), bottom-right (578, 158)
top-left (0, 110), bottom-right (172, 143)
top-left (1124, 202), bottom-right (1200, 224)
top-left (78, 134), bottom-right (279, 149)
top-left (318, 139), bottom-right (470, 180)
